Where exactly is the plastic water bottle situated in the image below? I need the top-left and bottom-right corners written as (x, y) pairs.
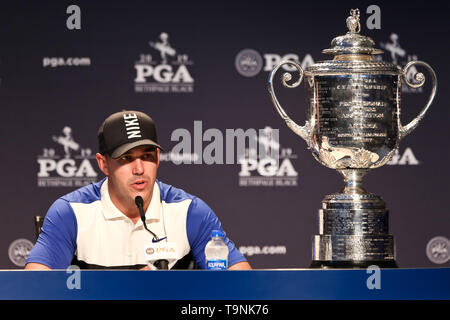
top-left (205, 230), bottom-right (229, 270)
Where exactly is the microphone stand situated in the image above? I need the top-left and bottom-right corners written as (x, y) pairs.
top-left (135, 196), bottom-right (169, 269)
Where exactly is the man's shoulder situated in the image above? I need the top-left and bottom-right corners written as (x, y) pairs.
top-left (157, 180), bottom-right (196, 204)
top-left (157, 180), bottom-right (214, 220)
top-left (59, 178), bottom-right (105, 204)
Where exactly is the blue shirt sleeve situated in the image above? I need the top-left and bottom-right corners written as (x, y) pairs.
top-left (26, 199), bottom-right (77, 269)
top-left (186, 197), bottom-right (247, 269)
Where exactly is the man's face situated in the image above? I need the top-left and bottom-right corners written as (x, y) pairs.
top-left (96, 145), bottom-right (160, 212)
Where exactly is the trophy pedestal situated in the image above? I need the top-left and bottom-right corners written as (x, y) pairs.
top-left (310, 169), bottom-right (398, 269)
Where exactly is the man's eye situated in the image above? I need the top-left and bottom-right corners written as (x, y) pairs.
top-left (142, 153), bottom-right (154, 160)
top-left (120, 156), bottom-right (131, 161)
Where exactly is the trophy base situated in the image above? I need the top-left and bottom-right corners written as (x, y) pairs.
top-left (310, 260), bottom-right (398, 269)
top-left (311, 169), bottom-right (397, 269)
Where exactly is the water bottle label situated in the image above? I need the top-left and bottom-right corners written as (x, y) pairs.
top-left (206, 259), bottom-right (228, 270)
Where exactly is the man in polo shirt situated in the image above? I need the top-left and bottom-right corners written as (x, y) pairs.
top-left (25, 110), bottom-right (251, 270)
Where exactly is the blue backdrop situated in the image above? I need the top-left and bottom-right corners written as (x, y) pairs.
top-left (1, 0), bottom-right (448, 268)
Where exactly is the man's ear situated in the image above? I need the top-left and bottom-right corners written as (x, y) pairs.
top-left (156, 148), bottom-right (160, 168)
top-left (96, 153), bottom-right (109, 176)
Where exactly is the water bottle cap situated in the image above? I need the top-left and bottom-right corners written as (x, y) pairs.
top-left (211, 230), bottom-right (224, 238)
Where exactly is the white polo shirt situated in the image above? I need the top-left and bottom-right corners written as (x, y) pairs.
top-left (27, 178), bottom-right (246, 269)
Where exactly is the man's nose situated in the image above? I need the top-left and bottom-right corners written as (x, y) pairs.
top-left (132, 158), bottom-right (144, 175)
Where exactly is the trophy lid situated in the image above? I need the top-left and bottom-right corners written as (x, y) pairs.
top-left (322, 9), bottom-right (383, 56)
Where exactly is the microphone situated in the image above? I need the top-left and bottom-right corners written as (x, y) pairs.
top-left (135, 195), bottom-right (158, 241)
top-left (135, 195), bottom-right (173, 270)
top-left (144, 242), bottom-right (178, 270)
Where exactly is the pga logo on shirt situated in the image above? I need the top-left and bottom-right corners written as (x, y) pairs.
top-left (37, 126), bottom-right (98, 187)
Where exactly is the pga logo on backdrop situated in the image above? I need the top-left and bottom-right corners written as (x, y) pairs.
top-left (234, 6), bottom-right (382, 77)
top-left (377, 33), bottom-right (423, 94)
top-left (8, 239), bottom-right (34, 267)
top-left (161, 121), bottom-right (299, 187)
top-left (37, 126), bottom-right (98, 187)
top-left (238, 126), bottom-right (298, 187)
top-left (134, 32), bottom-right (194, 93)
top-left (235, 49), bottom-right (314, 78)
top-left (386, 148), bottom-right (419, 165)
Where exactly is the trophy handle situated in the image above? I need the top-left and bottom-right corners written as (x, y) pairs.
top-left (399, 61), bottom-right (437, 138)
top-left (268, 60), bottom-right (310, 144)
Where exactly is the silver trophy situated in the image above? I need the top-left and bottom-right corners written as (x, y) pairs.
top-left (268, 9), bottom-right (437, 268)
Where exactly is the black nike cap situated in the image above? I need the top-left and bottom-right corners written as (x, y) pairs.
top-left (98, 110), bottom-right (162, 158)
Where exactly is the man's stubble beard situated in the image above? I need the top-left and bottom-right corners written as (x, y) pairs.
top-left (111, 175), bottom-right (154, 211)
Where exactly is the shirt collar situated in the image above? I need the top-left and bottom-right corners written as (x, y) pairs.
top-left (100, 178), bottom-right (162, 222)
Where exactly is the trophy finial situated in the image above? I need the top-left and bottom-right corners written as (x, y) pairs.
top-left (346, 8), bottom-right (361, 33)
top-left (323, 7), bottom-right (382, 56)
